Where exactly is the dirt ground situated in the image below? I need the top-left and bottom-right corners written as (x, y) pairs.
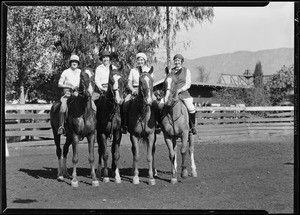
top-left (4, 134), bottom-right (294, 213)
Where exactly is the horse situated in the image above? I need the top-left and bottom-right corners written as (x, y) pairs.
top-left (95, 64), bottom-right (125, 183)
top-left (50, 68), bottom-right (98, 187)
top-left (160, 67), bottom-right (197, 184)
top-left (127, 66), bottom-right (157, 185)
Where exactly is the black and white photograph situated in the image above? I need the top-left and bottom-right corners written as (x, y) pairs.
top-left (1, 1), bottom-right (297, 214)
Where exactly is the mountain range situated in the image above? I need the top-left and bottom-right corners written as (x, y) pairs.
top-left (151, 47), bottom-right (294, 84)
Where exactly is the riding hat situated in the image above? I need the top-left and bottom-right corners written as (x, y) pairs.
top-left (69, 55), bottom-right (80, 64)
top-left (101, 51), bottom-right (111, 60)
top-left (173, 54), bottom-right (184, 63)
top-left (136, 53), bottom-right (147, 62)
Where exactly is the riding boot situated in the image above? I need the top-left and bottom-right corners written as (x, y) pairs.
top-left (58, 111), bottom-right (66, 135)
top-left (121, 111), bottom-right (128, 134)
top-left (189, 112), bottom-right (197, 135)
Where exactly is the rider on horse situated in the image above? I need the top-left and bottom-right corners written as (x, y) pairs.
top-left (94, 51), bottom-right (117, 98)
top-left (158, 54), bottom-right (197, 135)
top-left (121, 52), bottom-right (161, 134)
top-left (57, 54), bottom-right (81, 135)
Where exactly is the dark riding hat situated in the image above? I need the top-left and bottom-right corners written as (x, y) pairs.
top-left (101, 51), bottom-right (111, 60)
top-left (173, 54), bottom-right (184, 63)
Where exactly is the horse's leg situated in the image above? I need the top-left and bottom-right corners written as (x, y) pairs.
top-left (111, 131), bottom-right (122, 184)
top-left (101, 133), bottom-right (110, 183)
top-left (87, 133), bottom-right (99, 187)
top-left (147, 133), bottom-right (156, 185)
top-left (71, 134), bottom-right (80, 187)
top-left (130, 135), bottom-right (140, 184)
top-left (152, 134), bottom-right (158, 177)
top-left (96, 129), bottom-right (102, 178)
top-left (181, 131), bottom-right (189, 179)
top-left (61, 136), bottom-right (72, 179)
top-left (54, 133), bottom-right (63, 181)
top-left (164, 133), bottom-right (177, 184)
top-left (189, 133), bottom-right (197, 177)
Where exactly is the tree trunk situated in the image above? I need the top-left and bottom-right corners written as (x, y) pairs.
top-left (166, 6), bottom-right (171, 68)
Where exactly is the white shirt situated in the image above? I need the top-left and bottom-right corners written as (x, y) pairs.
top-left (58, 68), bottom-right (81, 87)
top-left (95, 64), bottom-right (117, 91)
top-left (128, 66), bottom-right (153, 87)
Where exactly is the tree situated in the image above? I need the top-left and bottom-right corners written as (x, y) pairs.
top-left (6, 6), bottom-right (59, 103)
top-left (253, 61), bottom-right (263, 88)
top-left (197, 65), bottom-right (210, 83)
top-left (157, 7), bottom-right (214, 66)
top-left (265, 64), bottom-right (294, 105)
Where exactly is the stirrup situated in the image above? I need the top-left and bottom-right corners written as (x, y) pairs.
top-left (155, 125), bottom-right (162, 134)
top-left (58, 126), bottom-right (65, 135)
top-left (121, 126), bottom-right (127, 134)
top-left (189, 127), bottom-right (197, 135)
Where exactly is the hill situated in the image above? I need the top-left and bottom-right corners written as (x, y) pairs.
top-left (152, 47), bottom-right (294, 84)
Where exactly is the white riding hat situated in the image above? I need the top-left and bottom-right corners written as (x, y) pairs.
top-left (136, 53), bottom-right (147, 62)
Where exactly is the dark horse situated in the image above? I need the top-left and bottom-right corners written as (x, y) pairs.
top-left (160, 67), bottom-right (197, 184)
top-left (50, 68), bottom-right (98, 187)
top-left (95, 64), bottom-right (125, 183)
top-left (127, 66), bottom-right (157, 185)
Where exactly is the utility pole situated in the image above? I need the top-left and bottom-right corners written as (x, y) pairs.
top-left (166, 6), bottom-right (171, 68)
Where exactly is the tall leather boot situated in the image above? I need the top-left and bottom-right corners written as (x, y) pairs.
top-left (58, 111), bottom-right (66, 135)
top-left (189, 112), bottom-right (197, 135)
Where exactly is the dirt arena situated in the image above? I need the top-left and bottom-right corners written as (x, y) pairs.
top-left (5, 134), bottom-right (294, 213)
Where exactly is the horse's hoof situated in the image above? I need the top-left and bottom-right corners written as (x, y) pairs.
top-left (92, 180), bottom-right (99, 187)
top-left (191, 171), bottom-right (198, 178)
top-left (171, 178), bottom-right (177, 184)
top-left (71, 180), bottom-right (79, 187)
top-left (57, 176), bottom-right (64, 181)
top-left (181, 169), bottom-right (188, 179)
top-left (149, 179), bottom-right (156, 186)
top-left (115, 178), bottom-right (122, 184)
top-left (103, 177), bottom-right (110, 183)
top-left (132, 176), bottom-right (140, 185)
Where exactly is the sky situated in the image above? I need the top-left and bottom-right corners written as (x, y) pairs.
top-left (155, 2), bottom-right (295, 61)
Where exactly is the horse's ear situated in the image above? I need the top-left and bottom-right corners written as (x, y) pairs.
top-left (149, 66), bottom-right (154, 75)
top-left (138, 66), bottom-right (143, 75)
top-left (165, 67), bottom-right (169, 74)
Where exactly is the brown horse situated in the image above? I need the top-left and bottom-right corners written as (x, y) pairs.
top-left (160, 67), bottom-right (197, 184)
top-left (95, 64), bottom-right (125, 183)
top-left (127, 66), bottom-right (157, 185)
top-left (50, 68), bottom-right (98, 187)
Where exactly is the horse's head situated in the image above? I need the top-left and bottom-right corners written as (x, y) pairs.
top-left (79, 68), bottom-right (94, 98)
top-left (138, 66), bottom-right (154, 105)
top-left (163, 67), bottom-right (179, 106)
top-left (107, 63), bottom-right (125, 105)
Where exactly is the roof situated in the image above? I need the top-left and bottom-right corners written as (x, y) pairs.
top-left (154, 79), bottom-right (247, 88)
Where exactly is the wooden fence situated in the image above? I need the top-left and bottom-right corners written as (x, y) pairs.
top-left (5, 104), bottom-right (294, 144)
top-left (195, 106), bottom-right (294, 141)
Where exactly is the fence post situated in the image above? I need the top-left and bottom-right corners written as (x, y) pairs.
top-left (5, 138), bottom-right (9, 157)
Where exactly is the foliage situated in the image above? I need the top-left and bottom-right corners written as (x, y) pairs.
top-left (253, 61), bottom-right (263, 88)
top-left (6, 6), bottom-right (60, 103)
top-left (212, 87), bottom-right (271, 107)
top-left (156, 7), bottom-right (214, 66)
top-left (265, 65), bottom-right (294, 105)
top-left (197, 65), bottom-right (210, 83)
